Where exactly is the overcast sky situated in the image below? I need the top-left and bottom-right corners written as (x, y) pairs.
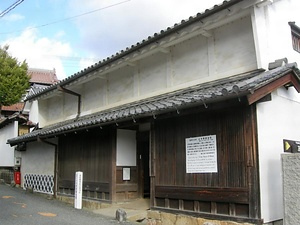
top-left (0, 0), bottom-right (223, 80)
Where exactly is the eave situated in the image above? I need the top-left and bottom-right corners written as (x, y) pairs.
top-left (8, 63), bottom-right (300, 147)
top-left (247, 72), bottom-right (300, 105)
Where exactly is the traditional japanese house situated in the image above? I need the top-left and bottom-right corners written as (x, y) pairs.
top-left (8, 0), bottom-right (300, 224)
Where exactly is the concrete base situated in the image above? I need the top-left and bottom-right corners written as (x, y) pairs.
top-left (282, 154), bottom-right (300, 225)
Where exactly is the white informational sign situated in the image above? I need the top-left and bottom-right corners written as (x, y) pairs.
top-left (186, 135), bottom-right (218, 173)
top-left (123, 167), bottom-right (130, 181)
top-left (74, 171), bottom-right (83, 209)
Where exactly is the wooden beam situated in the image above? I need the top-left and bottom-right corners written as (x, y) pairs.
top-left (158, 47), bottom-right (170, 54)
top-left (58, 180), bottom-right (110, 192)
top-left (256, 0), bottom-right (273, 8)
top-left (109, 129), bottom-right (117, 202)
top-left (155, 186), bottom-right (249, 204)
top-left (150, 124), bottom-right (156, 208)
top-left (199, 29), bottom-right (212, 38)
top-left (126, 61), bottom-right (136, 67)
top-left (247, 73), bottom-right (300, 105)
top-left (116, 184), bottom-right (138, 192)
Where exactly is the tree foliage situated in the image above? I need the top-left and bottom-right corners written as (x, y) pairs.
top-left (0, 45), bottom-right (30, 106)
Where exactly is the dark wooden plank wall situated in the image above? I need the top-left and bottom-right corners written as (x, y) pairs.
top-left (57, 128), bottom-right (114, 201)
top-left (116, 166), bottom-right (138, 200)
top-left (153, 105), bottom-right (258, 220)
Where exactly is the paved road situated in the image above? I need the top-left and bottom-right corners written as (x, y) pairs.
top-left (0, 184), bottom-right (134, 225)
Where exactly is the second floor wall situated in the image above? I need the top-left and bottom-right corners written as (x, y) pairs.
top-left (38, 14), bottom-right (257, 127)
top-left (36, 0), bottom-right (300, 127)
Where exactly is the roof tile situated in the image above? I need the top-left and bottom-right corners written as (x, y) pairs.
top-left (1, 103), bottom-right (24, 112)
top-left (28, 68), bottom-right (59, 85)
top-left (8, 63), bottom-right (299, 146)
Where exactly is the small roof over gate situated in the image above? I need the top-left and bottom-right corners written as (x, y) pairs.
top-left (7, 63), bottom-right (300, 146)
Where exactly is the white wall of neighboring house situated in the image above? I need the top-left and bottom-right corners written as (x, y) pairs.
top-left (252, 0), bottom-right (300, 69)
top-left (28, 100), bottom-right (39, 126)
top-left (0, 121), bottom-right (19, 167)
top-left (251, 0), bottom-right (300, 222)
top-left (256, 86), bottom-right (300, 222)
top-left (20, 140), bottom-right (56, 187)
top-left (23, 100), bottom-right (39, 129)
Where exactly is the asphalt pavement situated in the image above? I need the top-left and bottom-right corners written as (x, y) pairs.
top-left (0, 183), bottom-right (135, 225)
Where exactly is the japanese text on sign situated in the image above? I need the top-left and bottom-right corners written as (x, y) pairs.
top-left (186, 135), bottom-right (218, 173)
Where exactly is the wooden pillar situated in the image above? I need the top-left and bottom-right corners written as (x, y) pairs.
top-left (150, 123), bottom-right (156, 208)
top-left (109, 129), bottom-right (117, 202)
top-left (245, 105), bottom-right (260, 219)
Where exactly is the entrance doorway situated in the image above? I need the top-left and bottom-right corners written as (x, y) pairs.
top-left (137, 131), bottom-right (150, 198)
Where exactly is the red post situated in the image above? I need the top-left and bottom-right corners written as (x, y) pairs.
top-left (14, 171), bottom-right (21, 185)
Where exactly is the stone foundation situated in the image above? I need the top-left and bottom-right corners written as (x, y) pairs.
top-left (147, 211), bottom-right (255, 225)
top-left (56, 195), bottom-right (111, 210)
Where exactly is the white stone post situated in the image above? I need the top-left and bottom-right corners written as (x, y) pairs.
top-left (74, 171), bottom-right (83, 209)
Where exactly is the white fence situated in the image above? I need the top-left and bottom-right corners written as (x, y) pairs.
top-left (24, 174), bottom-right (54, 195)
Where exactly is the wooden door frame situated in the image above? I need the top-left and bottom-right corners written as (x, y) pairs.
top-left (137, 131), bottom-right (150, 198)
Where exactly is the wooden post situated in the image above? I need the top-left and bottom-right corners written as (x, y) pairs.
top-left (150, 123), bottom-right (156, 208)
top-left (109, 129), bottom-right (117, 202)
top-left (245, 105), bottom-right (260, 219)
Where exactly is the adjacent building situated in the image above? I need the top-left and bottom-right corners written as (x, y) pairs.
top-left (0, 68), bottom-right (58, 184)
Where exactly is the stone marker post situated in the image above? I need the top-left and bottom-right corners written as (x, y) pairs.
top-left (74, 171), bottom-right (83, 209)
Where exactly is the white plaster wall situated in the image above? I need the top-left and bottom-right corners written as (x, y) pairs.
top-left (116, 129), bottom-right (136, 166)
top-left (108, 66), bottom-right (135, 104)
top-left (38, 100), bottom-right (48, 127)
top-left (20, 140), bottom-right (56, 187)
top-left (40, 16), bottom-right (256, 127)
top-left (171, 35), bottom-right (209, 86)
top-left (63, 93), bottom-right (78, 120)
top-left (214, 16), bottom-right (257, 77)
top-left (252, 0), bottom-right (300, 69)
top-left (28, 100), bottom-right (39, 125)
top-left (82, 78), bottom-right (107, 112)
top-left (139, 52), bottom-right (168, 94)
top-left (256, 86), bottom-right (300, 222)
top-left (0, 121), bottom-right (18, 167)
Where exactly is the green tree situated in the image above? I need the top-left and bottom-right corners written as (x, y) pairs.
top-left (0, 45), bottom-right (29, 109)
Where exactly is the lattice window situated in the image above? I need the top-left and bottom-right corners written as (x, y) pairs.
top-left (289, 22), bottom-right (300, 53)
top-left (24, 174), bottom-right (54, 195)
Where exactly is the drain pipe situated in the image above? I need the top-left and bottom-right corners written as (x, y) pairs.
top-left (37, 136), bottom-right (58, 198)
top-left (57, 85), bottom-right (81, 118)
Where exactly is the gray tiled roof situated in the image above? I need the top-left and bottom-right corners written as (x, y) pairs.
top-left (29, 84), bottom-right (49, 95)
top-left (0, 113), bottom-right (29, 129)
top-left (7, 63), bottom-right (299, 146)
top-left (25, 0), bottom-right (243, 102)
